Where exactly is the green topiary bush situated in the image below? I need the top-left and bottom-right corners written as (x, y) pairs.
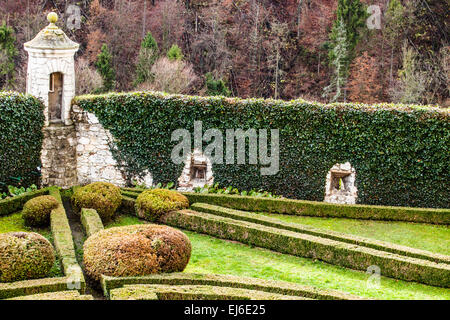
top-left (71, 182), bottom-right (122, 222)
top-left (83, 224), bottom-right (191, 281)
top-left (22, 195), bottom-right (59, 227)
top-left (135, 189), bottom-right (189, 222)
top-left (0, 232), bottom-right (55, 282)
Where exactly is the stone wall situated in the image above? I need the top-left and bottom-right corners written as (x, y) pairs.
top-left (41, 125), bottom-right (77, 188)
top-left (324, 162), bottom-right (358, 205)
top-left (177, 149), bottom-right (214, 191)
top-left (71, 105), bottom-right (127, 186)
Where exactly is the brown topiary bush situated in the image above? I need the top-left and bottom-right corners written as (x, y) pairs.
top-left (71, 182), bottom-right (122, 222)
top-left (83, 224), bottom-right (191, 281)
top-left (22, 195), bottom-right (59, 227)
top-left (0, 232), bottom-right (55, 282)
top-left (135, 189), bottom-right (189, 222)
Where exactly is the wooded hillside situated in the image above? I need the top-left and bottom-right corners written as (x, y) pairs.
top-left (0, 0), bottom-right (448, 106)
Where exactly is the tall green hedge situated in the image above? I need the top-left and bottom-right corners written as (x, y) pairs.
top-left (74, 91), bottom-right (449, 208)
top-left (0, 92), bottom-right (44, 190)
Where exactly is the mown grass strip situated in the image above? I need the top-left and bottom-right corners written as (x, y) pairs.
top-left (191, 203), bottom-right (450, 264)
top-left (80, 208), bottom-right (104, 237)
top-left (110, 284), bottom-right (310, 300)
top-left (101, 273), bottom-right (364, 300)
top-left (160, 209), bottom-right (450, 288)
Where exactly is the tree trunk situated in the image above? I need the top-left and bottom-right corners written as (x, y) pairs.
top-left (389, 46), bottom-right (394, 84)
top-left (142, 0), bottom-right (146, 39)
top-left (297, 0), bottom-right (304, 39)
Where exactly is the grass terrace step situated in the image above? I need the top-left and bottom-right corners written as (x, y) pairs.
top-left (101, 273), bottom-right (365, 300)
top-left (7, 290), bottom-right (94, 300)
top-left (110, 284), bottom-right (310, 300)
top-left (160, 209), bottom-right (450, 288)
top-left (191, 203), bottom-right (450, 264)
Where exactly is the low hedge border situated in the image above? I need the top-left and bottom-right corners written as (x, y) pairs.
top-left (7, 290), bottom-right (94, 300)
top-left (183, 193), bottom-right (450, 225)
top-left (0, 187), bottom-right (85, 299)
top-left (160, 209), bottom-right (450, 288)
top-left (0, 187), bottom-right (50, 216)
top-left (101, 273), bottom-right (364, 300)
top-left (191, 203), bottom-right (450, 264)
top-left (81, 208), bottom-right (104, 237)
top-left (120, 189), bottom-right (450, 225)
top-left (0, 277), bottom-right (73, 299)
top-left (110, 284), bottom-right (310, 300)
top-left (120, 195), bottom-right (139, 215)
top-left (48, 187), bottom-right (85, 293)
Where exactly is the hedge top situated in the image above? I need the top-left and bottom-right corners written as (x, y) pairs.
top-left (75, 91), bottom-right (448, 114)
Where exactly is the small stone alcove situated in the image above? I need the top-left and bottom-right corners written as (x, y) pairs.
top-left (48, 72), bottom-right (63, 122)
top-left (177, 149), bottom-right (214, 191)
top-left (324, 162), bottom-right (358, 204)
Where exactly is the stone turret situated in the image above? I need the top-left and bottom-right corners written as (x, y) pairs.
top-left (25, 13), bottom-right (79, 188)
top-left (24, 12), bottom-right (79, 126)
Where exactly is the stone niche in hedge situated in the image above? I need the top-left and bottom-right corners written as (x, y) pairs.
top-left (177, 149), bottom-right (214, 191)
top-left (324, 162), bottom-right (358, 205)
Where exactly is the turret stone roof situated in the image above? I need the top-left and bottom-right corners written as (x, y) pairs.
top-left (24, 12), bottom-right (79, 51)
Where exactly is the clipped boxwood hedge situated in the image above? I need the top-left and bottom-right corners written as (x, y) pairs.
top-left (160, 209), bottom-right (450, 288)
top-left (190, 203), bottom-right (450, 264)
top-left (0, 92), bottom-right (44, 190)
top-left (74, 91), bottom-right (449, 208)
top-left (101, 273), bottom-right (363, 300)
top-left (121, 189), bottom-right (450, 225)
top-left (109, 284), bottom-right (309, 300)
top-left (80, 208), bottom-right (104, 237)
top-left (184, 193), bottom-right (450, 225)
top-left (0, 187), bottom-right (50, 217)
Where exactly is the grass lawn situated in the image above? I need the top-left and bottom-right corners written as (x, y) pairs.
top-left (257, 213), bottom-right (450, 255)
top-left (106, 214), bottom-right (450, 300)
top-left (0, 212), bottom-right (64, 277)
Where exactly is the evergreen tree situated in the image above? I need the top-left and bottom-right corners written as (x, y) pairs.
top-left (167, 44), bottom-right (183, 61)
top-left (205, 72), bottom-right (231, 97)
top-left (323, 19), bottom-right (349, 102)
top-left (325, 0), bottom-right (367, 102)
top-left (95, 44), bottom-right (116, 92)
top-left (135, 32), bottom-right (159, 85)
top-left (330, 0), bottom-right (367, 60)
top-left (0, 22), bottom-right (18, 89)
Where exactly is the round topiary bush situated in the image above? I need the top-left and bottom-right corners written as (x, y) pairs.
top-left (71, 182), bottom-right (122, 222)
top-left (22, 195), bottom-right (59, 227)
top-left (83, 224), bottom-right (191, 281)
top-left (135, 189), bottom-right (189, 222)
top-left (0, 232), bottom-right (55, 282)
